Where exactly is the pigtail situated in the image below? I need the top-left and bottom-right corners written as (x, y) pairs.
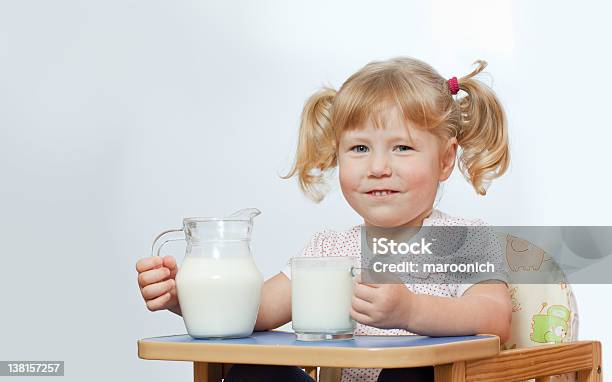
top-left (281, 86), bottom-right (338, 202)
top-left (455, 60), bottom-right (510, 195)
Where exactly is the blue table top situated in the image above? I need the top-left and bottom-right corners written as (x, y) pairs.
top-left (141, 330), bottom-right (494, 349)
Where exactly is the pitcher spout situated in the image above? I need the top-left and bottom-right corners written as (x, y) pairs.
top-left (227, 208), bottom-right (261, 221)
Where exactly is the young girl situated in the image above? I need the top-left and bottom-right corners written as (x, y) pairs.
top-left (136, 56), bottom-right (513, 382)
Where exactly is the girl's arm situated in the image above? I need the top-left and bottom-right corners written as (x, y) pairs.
top-left (407, 282), bottom-right (512, 342)
top-left (351, 281), bottom-right (512, 343)
top-left (253, 272), bottom-right (292, 331)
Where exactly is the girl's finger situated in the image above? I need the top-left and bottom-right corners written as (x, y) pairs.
top-left (136, 256), bottom-right (162, 273)
top-left (355, 276), bottom-right (379, 288)
top-left (351, 295), bottom-right (373, 315)
top-left (350, 307), bottom-right (372, 325)
top-left (146, 292), bottom-right (172, 312)
top-left (138, 267), bottom-right (170, 288)
top-left (141, 279), bottom-right (175, 300)
top-left (162, 256), bottom-right (177, 271)
top-left (353, 283), bottom-right (377, 303)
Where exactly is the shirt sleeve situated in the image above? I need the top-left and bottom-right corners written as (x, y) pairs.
top-left (451, 222), bottom-right (509, 298)
top-left (281, 229), bottom-right (330, 280)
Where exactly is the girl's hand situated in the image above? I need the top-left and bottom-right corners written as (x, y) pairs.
top-left (136, 255), bottom-right (180, 313)
top-left (350, 279), bottom-right (414, 330)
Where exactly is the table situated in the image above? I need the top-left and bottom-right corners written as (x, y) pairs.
top-left (138, 331), bottom-right (500, 381)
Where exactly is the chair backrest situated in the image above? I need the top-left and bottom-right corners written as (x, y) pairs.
top-left (496, 232), bottom-right (579, 350)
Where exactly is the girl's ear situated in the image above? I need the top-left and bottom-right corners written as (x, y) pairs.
top-left (438, 137), bottom-right (458, 182)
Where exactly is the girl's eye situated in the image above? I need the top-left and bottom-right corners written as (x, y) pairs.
top-left (350, 145), bottom-right (369, 153)
top-left (394, 145), bottom-right (413, 152)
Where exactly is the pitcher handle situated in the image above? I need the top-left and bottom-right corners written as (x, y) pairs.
top-left (151, 228), bottom-right (185, 257)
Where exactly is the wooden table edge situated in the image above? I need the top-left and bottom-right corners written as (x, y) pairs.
top-left (137, 334), bottom-right (500, 368)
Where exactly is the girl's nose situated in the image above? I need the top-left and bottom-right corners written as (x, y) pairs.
top-left (368, 153), bottom-right (392, 177)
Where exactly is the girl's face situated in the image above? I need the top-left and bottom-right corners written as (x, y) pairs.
top-left (338, 105), bottom-right (457, 228)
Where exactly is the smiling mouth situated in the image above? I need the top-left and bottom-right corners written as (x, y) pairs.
top-left (366, 190), bottom-right (399, 197)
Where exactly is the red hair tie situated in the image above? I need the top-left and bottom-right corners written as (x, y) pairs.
top-left (447, 76), bottom-right (459, 95)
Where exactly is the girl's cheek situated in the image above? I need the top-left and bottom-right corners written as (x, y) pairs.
top-left (397, 160), bottom-right (437, 191)
top-left (338, 163), bottom-right (357, 191)
top-left (412, 164), bottom-right (441, 199)
top-left (338, 155), bottom-right (356, 182)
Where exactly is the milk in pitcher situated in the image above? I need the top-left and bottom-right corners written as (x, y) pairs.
top-left (176, 256), bottom-right (263, 338)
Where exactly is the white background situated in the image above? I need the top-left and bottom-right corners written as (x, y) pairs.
top-left (0, 1), bottom-right (610, 380)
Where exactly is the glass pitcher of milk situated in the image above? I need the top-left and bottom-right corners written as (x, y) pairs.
top-left (151, 208), bottom-right (263, 339)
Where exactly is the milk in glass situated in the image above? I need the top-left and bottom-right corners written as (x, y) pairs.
top-left (291, 256), bottom-right (357, 340)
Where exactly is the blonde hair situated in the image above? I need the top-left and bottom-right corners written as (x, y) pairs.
top-left (282, 57), bottom-right (510, 202)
